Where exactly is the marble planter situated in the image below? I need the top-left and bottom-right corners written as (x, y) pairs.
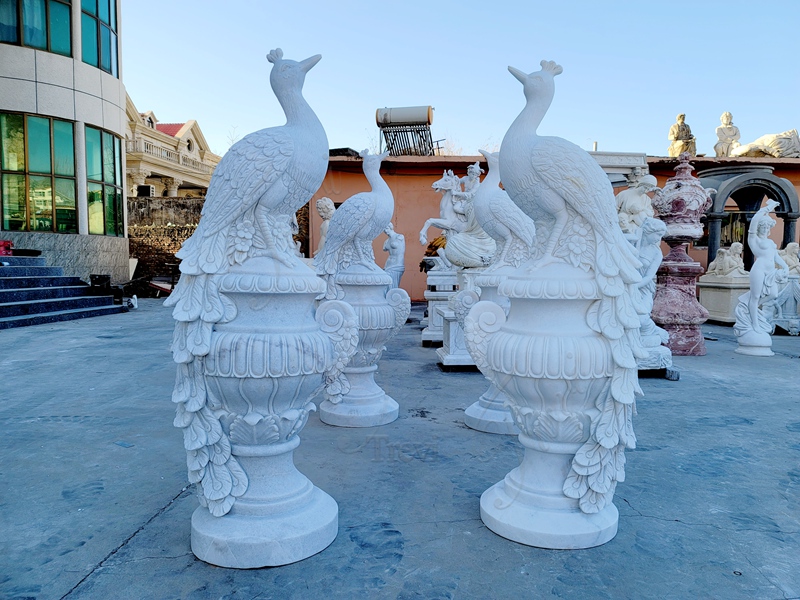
top-left (319, 266), bottom-right (410, 427)
top-left (465, 263), bottom-right (632, 549)
top-left (170, 259), bottom-right (358, 567)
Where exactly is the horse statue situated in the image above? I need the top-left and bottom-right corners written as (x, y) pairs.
top-left (419, 169), bottom-right (496, 268)
top-left (419, 170), bottom-right (468, 245)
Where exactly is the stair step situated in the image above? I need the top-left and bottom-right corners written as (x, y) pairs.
top-left (0, 256), bottom-right (47, 267)
top-left (0, 296), bottom-right (114, 318)
top-left (0, 276), bottom-right (87, 290)
top-left (0, 286), bottom-right (95, 303)
top-left (0, 265), bottom-right (64, 277)
top-left (0, 304), bottom-right (127, 330)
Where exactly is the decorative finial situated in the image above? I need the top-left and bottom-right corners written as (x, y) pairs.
top-left (540, 60), bottom-right (563, 76)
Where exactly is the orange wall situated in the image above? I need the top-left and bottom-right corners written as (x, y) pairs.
top-left (309, 156), bottom-right (487, 301)
top-left (306, 155), bottom-right (800, 300)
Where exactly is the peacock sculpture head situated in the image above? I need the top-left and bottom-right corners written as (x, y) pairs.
top-left (508, 60), bottom-right (562, 105)
top-left (267, 48), bottom-right (321, 96)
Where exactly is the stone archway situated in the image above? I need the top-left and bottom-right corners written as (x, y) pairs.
top-left (698, 165), bottom-right (799, 269)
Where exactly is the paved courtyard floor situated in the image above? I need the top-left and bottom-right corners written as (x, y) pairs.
top-left (1, 299), bottom-right (799, 600)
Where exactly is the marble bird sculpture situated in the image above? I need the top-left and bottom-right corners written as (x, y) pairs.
top-left (471, 149), bottom-right (536, 270)
top-left (499, 59), bottom-right (646, 513)
top-left (164, 49), bottom-right (328, 516)
top-left (168, 47), bottom-right (329, 359)
top-left (315, 150), bottom-right (393, 299)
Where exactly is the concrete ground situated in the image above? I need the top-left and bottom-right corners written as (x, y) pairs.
top-left (1, 299), bottom-right (799, 600)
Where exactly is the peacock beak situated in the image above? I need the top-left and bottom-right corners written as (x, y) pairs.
top-left (299, 54), bottom-right (322, 73)
top-left (508, 66), bottom-right (527, 84)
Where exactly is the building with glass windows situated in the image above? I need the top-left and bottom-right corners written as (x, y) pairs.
top-left (0, 0), bottom-right (129, 282)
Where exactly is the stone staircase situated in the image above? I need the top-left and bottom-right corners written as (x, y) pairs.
top-left (0, 256), bottom-right (127, 329)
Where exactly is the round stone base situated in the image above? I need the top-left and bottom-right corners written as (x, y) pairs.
top-left (319, 395), bottom-right (399, 427)
top-left (480, 480), bottom-right (618, 549)
top-left (190, 487), bottom-right (338, 568)
top-left (464, 400), bottom-right (518, 435)
top-left (735, 330), bottom-right (774, 356)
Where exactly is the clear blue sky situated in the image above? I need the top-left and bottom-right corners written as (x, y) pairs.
top-left (122, 0), bottom-right (800, 158)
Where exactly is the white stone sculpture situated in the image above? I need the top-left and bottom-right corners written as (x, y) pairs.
top-left (314, 197), bottom-right (336, 256)
top-left (472, 150), bottom-right (537, 270)
top-left (165, 49), bottom-right (359, 568)
top-left (315, 149), bottom-right (411, 426)
top-left (466, 59), bottom-right (645, 549)
top-left (778, 242), bottom-right (800, 276)
top-left (707, 242), bottom-right (748, 277)
top-left (616, 174), bottom-right (658, 235)
top-left (732, 129), bottom-right (800, 158)
top-left (714, 112), bottom-right (741, 157)
top-left (419, 169), bottom-right (496, 268)
top-left (382, 222), bottom-right (406, 289)
top-left (734, 200), bottom-right (790, 355)
top-left (631, 217), bottom-right (672, 370)
top-left (668, 113), bottom-right (696, 157)
top-left (698, 242), bottom-right (750, 323)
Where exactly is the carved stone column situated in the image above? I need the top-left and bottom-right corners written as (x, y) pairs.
top-left (651, 153), bottom-right (713, 356)
top-left (163, 177), bottom-right (182, 197)
top-left (127, 167), bottom-right (150, 196)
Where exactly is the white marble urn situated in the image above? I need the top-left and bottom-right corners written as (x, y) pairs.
top-left (168, 259), bottom-right (358, 567)
top-left (319, 265), bottom-right (410, 427)
top-left (465, 262), bottom-right (633, 549)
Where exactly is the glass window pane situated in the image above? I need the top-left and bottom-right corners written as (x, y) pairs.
top-left (81, 0), bottom-right (95, 15)
top-left (52, 119), bottom-right (74, 176)
top-left (1, 113), bottom-right (26, 172)
top-left (103, 184), bottom-right (116, 235)
top-left (99, 23), bottom-right (110, 72)
top-left (101, 130), bottom-right (113, 183)
top-left (54, 177), bottom-right (76, 233)
top-left (97, 0), bottom-right (108, 24)
top-left (2, 173), bottom-right (27, 230)
top-left (110, 31), bottom-right (117, 77)
top-left (114, 188), bottom-right (122, 235)
top-left (109, 0), bottom-right (115, 30)
top-left (113, 136), bottom-right (121, 185)
top-left (81, 12), bottom-right (97, 66)
top-left (85, 126), bottom-right (101, 180)
top-left (87, 181), bottom-right (103, 234)
top-left (48, 1), bottom-right (71, 56)
top-left (27, 116), bottom-right (52, 173)
top-left (22, 0), bottom-right (46, 48)
top-left (0, 1), bottom-right (20, 43)
top-left (29, 175), bottom-right (52, 231)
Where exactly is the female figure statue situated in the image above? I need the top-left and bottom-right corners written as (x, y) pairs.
top-left (734, 200), bottom-right (789, 354)
top-left (382, 222), bottom-right (406, 289)
top-left (314, 197), bottom-right (336, 256)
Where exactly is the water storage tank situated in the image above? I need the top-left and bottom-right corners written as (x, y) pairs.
top-left (376, 106), bottom-right (434, 126)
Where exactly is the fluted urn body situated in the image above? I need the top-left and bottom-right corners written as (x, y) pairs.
top-left (171, 259), bottom-right (358, 568)
top-left (319, 265), bottom-right (410, 427)
top-left (465, 263), bottom-right (623, 549)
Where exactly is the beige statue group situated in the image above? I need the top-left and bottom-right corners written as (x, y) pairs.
top-left (668, 112), bottom-right (800, 159)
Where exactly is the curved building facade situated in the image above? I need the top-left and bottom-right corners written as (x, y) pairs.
top-left (0, 0), bottom-right (129, 282)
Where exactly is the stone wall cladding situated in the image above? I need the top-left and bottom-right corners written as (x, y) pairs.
top-left (128, 224), bottom-right (195, 280)
top-left (127, 196), bottom-right (204, 227)
top-left (0, 232), bottom-right (129, 283)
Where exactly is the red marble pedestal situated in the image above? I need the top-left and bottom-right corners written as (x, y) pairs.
top-left (652, 242), bottom-right (708, 356)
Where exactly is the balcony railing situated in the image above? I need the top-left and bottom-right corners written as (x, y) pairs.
top-left (126, 139), bottom-right (212, 175)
